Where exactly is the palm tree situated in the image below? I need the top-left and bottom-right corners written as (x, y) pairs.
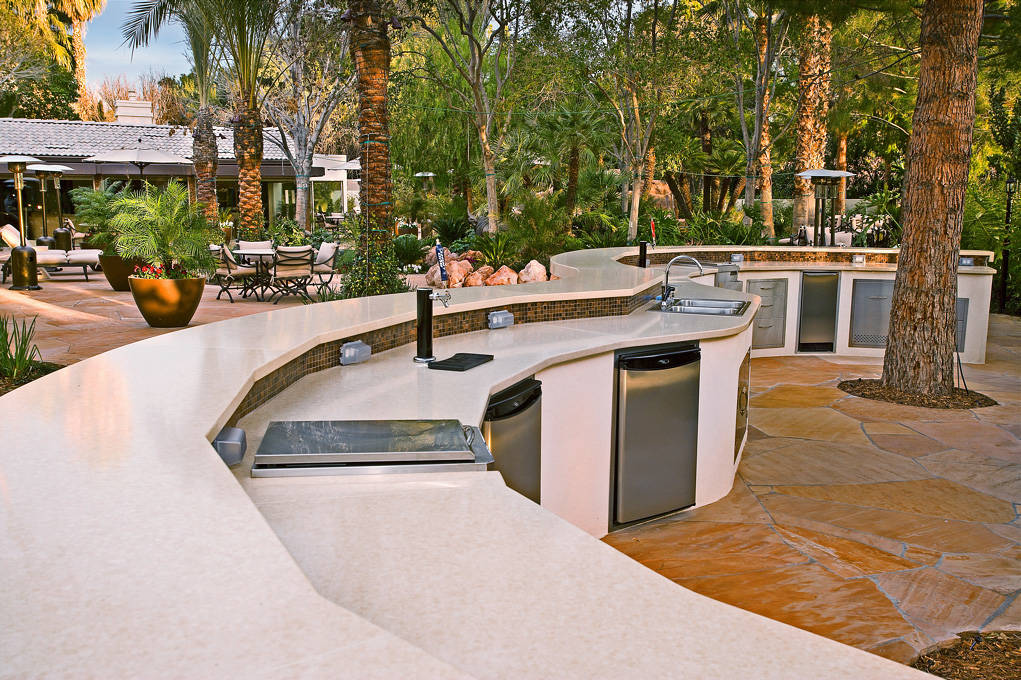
top-left (125, 0), bottom-right (280, 231)
top-left (124, 3), bottom-right (220, 221)
top-left (59, 0), bottom-right (107, 116)
top-left (536, 109), bottom-right (614, 221)
top-left (349, 0), bottom-right (394, 259)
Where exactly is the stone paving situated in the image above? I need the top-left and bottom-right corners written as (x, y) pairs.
top-left (0, 273), bottom-right (303, 365)
top-left (605, 314), bottom-right (1021, 665)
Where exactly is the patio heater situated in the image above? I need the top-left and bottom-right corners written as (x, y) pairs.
top-left (796, 169), bottom-right (855, 247)
top-left (28, 165), bottom-right (72, 250)
top-left (1002, 176), bottom-right (1016, 313)
top-left (1, 154), bottom-right (42, 290)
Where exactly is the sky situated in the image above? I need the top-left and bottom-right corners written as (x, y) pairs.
top-left (84, 0), bottom-right (192, 88)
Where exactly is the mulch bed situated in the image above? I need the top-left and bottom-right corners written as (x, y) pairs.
top-left (0, 362), bottom-right (64, 397)
top-left (838, 378), bottom-right (997, 409)
top-left (911, 631), bottom-right (1021, 680)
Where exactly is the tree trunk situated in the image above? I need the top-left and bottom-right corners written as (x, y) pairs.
top-left (72, 20), bottom-right (89, 118)
top-left (351, 0), bottom-right (393, 255)
top-left (835, 132), bottom-right (848, 215)
top-left (295, 166), bottom-right (311, 232)
top-left (233, 106), bottom-right (264, 232)
top-left (715, 177), bottom-right (729, 213)
top-left (479, 122), bottom-right (500, 233)
top-left (663, 171), bottom-right (693, 220)
top-left (627, 163), bottom-right (642, 240)
top-left (641, 147), bottom-right (656, 200)
top-left (700, 113), bottom-right (712, 211)
top-left (757, 17), bottom-right (774, 236)
top-left (726, 179), bottom-right (745, 214)
top-left (193, 105), bottom-right (219, 222)
top-left (793, 15), bottom-right (832, 228)
top-left (565, 143), bottom-right (580, 221)
top-left (882, 0), bottom-right (982, 396)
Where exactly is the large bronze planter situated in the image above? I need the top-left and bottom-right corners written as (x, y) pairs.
top-left (128, 276), bottom-right (205, 328)
top-left (99, 254), bottom-right (144, 292)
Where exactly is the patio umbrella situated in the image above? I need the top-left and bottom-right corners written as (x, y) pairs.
top-left (85, 148), bottom-right (192, 178)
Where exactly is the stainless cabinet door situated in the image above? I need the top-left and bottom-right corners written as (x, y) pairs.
top-left (850, 279), bottom-right (894, 347)
top-left (615, 360), bottom-right (699, 524)
top-left (484, 396), bottom-right (541, 503)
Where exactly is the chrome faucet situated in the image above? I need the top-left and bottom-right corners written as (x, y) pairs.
top-left (661, 255), bottom-right (704, 308)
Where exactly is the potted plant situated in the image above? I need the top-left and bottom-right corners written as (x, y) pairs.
top-left (70, 182), bottom-right (144, 291)
top-left (111, 181), bottom-right (219, 328)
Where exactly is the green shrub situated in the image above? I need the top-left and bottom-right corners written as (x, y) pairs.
top-left (393, 234), bottom-right (426, 267)
top-left (111, 181), bottom-right (219, 277)
top-left (434, 216), bottom-right (473, 246)
top-left (70, 182), bottom-right (127, 255)
top-left (0, 315), bottom-right (41, 380)
top-left (683, 210), bottom-right (766, 246)
top-left (449, 235), bottom-right (476, 254)
top-left (336, 219), bottom-right (409, 299)
top-left (473, 231), bottom-right (520, 265)
top-left (267, 217), bottom-right (306, 246)
top-left (506, 197), bottom-right (570, 267)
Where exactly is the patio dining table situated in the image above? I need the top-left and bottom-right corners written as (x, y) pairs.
top-left (233, 248), bottom-right (276, 301)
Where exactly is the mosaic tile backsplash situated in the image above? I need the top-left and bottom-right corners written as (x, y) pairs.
top-left (226, 284), bottom-right (660, 427)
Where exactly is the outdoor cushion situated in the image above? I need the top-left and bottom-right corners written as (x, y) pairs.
top-left (315, 242), bottom-right (339, 266)
top-left (36, 250), bottom-right (69, 265)
top-left (313, 263), bottom-right (335, 274)
top-left (273, 265), bottom-right (313, 279)
top-left (215, 265), bottom-right (256, 278)
top-left (0, 249), bottom-right (10, 263)
top-left (238, 240), bottom-right (273, 251)
top-left (1, 224), bottom-right (20, 248)
top-left (66, 251), bottom-right (100, 265)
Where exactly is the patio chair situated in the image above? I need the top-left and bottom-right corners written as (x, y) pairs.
top-left (312, 242), bottom-right (340, 296)
top-left (268, 245), bottom-right (314, 303)
top-left (236, 240), bottom-right (274, 267)
top-left (211, 245), bottom-right (257, 303)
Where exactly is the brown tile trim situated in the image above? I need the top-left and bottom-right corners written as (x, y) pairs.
top-left (225, 284), bottom-right (660, 427)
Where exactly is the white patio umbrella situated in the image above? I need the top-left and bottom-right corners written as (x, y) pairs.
top-left (84, 148), bottom-right (192, 178)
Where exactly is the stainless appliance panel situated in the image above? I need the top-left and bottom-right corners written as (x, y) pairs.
top-left (798, 272), bottom-right (839, 352)
top-left (484, 378), bottom-right (542, 503)
top-left (615, 348), bottom-right (700, 525)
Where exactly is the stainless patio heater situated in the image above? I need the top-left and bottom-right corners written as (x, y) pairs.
top-left (28, 164), bottom-right (73, 251)
top-left (796, 169), bottom-right (855, 247)
top-left (2, 154), bottom-right (43, 290)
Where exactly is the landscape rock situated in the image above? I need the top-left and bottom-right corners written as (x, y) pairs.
top-left (517, 259), bottom-right (547, 284)
top-left (464, 271), bottom-right (486, 287)
top-left (424, 246), bottom-right (455, 267)
top-left (458, 250), bottom-right (483, 264)
top-left (485, 265), bottom-right (518, 286)
top-left (475, 265), bottom-right (494, 279)
top-left (427, 258), bottom-right (473, 287)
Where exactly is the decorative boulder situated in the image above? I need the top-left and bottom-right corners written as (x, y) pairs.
top-left (475, 265), bottom-right (494, 280)
top-left (517, 259), bottom-right (547, 284)
top-left (464, 271), bottom-right (486, 287)
top-left (458, 250), bottom-right (483, 264)
top-left (426, 259), bottom-right (473, 288)
top-left (425, 247), bottom-right (455, 267)
top-left (485, 265), bottom-right (518, 286)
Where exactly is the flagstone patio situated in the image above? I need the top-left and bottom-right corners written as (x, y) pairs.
top-left (605, 314), bottom-right (1021, 664)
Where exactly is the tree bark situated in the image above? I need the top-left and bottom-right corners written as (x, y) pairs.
top-left (641, 147), bottom-right (656, 200)
top-left (835, 132), bottom-right (848, 215)
top-left (233, 106), bottom-right (264, 231)
top-left (726, 178), bottom-right (745, 214)
top-left (882, 0), bottom-right (983, 396)
top-left (193, 105), bottom-right (219, 222)
top-left (663, 170), bottom-right (693, 220)
top-left (351, 0), bottom-right (393, 254)
top-left (72, 21), bottom-right (89, 118)
top-left (479, 125), bottom-right (499, 233)
top-left (793, 15), bottom-right (831, 228)
top-left (700, 113), bottom-right (711, 211)
top-left (756, 16), bottom-right (774, 236)
top-left (565, 143), bottom-right (580, 220)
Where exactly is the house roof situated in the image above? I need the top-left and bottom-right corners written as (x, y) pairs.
top-left (0, 118), bottom-right (291, 162)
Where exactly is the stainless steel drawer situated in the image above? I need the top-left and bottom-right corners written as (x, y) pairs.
top-left (748, 279), bottom-right (787, 348)
top-left (752, 317), bottom-right (784, 348)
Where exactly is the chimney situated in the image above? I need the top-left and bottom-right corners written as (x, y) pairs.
top-left (114, 91), bottom-right (154, 125)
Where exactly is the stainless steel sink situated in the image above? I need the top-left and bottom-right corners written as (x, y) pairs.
top-left (657, 298), bottom-right (750, 316)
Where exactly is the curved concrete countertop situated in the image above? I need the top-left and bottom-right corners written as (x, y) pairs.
top-left (1, 246), bottom-right (935, 678)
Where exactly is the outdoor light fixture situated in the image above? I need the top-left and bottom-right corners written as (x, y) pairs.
top-left (1002, 176), bottom-right (1016, 313)
top-left (796, 169), bottom-right (855, 247)
top-left (1, 154), bottom-right (42, 290)
top-left (28, 164), bottom-right (72, 250)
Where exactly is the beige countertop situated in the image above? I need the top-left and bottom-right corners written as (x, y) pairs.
top-left (0, 245), bottom-right (936, 678)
